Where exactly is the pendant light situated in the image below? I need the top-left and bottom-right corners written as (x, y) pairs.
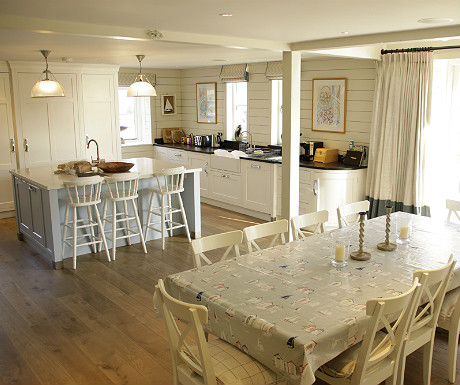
top-left (127, 55), bottom-right (157, 97)
top-left (31, 50), bottom-right (65, 98)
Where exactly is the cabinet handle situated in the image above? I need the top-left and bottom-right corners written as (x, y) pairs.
top-left (24, 138), bottom-right (29, 152)
top-left (221, 174), bottom-right (229, 179)
top-left (174, 153), bottom-right (182, 157)
top-left (251, 164), bottom-right (261, 169)
top-left (10, 139), bottom-right (15, 152)
top-left (313, 179), bottom-right (318, 196)
top-left (204, 161), bottom-right (208, 175)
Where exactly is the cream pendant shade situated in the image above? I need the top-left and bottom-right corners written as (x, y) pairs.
top-left (127, 75), bottom-right (157, 97)
top-left (128, 54), bottom-right (157, 97)
top-left (31, 50), bottom-right (65, 98)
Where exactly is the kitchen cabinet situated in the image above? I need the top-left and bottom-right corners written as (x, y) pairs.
top-left (209, 154), bottom-right (242, 205)
top-left (242, 160), bottom-right (276, 217)
top-left (14, 178), bottom-right (46, 247)
top-left (0, 71), bottom-right (17, 217)
top-left (188, 153), bottom-right (210, 198)
top-left (168, 148), bottom-right (189, 165)
top-left (153, 146), bottom-right (169, 161)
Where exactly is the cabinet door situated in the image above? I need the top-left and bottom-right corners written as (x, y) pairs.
top-left (29, 185), bottom-right (45, 246)
top-left (209, 171), bottom-right (242, 204)
top-left (189, 154), bottom-right (210, 198)
top-left (299, 169), bottom-right (316, 214)
top-left (82, 74), bottom-right (120, 161)
top-left (154, 146), bottom-right (169, 161)
top-left (0, 74), bottom-right (17, 214)
top-left (15, 178), bottom-right (33, 235)
top-left (242, 161), bottom-right (274, 214)
top-left (168, 149), bottom-right (188, 165)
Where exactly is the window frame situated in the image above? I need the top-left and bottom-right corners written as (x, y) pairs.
top-left (225, 82), bottom-right (248, 141)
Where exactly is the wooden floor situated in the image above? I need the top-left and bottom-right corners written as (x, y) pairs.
top-left (0, 204), bottom-right (458, 385)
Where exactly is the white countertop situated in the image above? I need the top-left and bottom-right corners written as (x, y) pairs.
top-left (10, 157), bottom-right (201, 190)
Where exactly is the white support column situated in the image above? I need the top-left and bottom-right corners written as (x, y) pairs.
top-left (281, 51), bottom-right (301, 240)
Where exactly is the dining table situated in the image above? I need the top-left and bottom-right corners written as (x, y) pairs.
top-left (165, 213), bottom-right (460, 385)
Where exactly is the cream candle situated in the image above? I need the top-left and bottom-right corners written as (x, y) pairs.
top-left (335, 244), bottom-right (346, 261)
top-left (399, 224), bottom-right (409, 239)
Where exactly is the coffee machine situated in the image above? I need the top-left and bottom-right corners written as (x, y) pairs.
top-left (300, 141), bottom-right (323, 161)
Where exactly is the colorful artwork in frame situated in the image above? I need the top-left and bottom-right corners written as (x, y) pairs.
top-left (312, 78), bottom-right (347, 133)
top-left (196, 82), bottom-right (217, 124)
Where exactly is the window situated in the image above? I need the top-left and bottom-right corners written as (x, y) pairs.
top-left (226, 82), bottom-right (247, 140)
top-left (271, 79), bottom-right (283, 144)
top-left (118, 87), bottom-right (152, 144)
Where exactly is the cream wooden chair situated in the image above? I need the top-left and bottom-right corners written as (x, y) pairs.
top-left (154, 279), bottom-right (285, 385)
top-left (100, 172), bottom-right (147, 260)
top-left (397, 256), bottom-right (456, 385)
top-left (446, 199), bottom-right (460, 222)
top-left (62, 176), bottom-right (110, 269)
top-left (243, 219), bottom-right (288, 253)
top-left (291, 210), bottom-right (329, 240)
top-left (337, 200), bottom-right (370, 228)
top-left (191, 230), bottom-right (243, 268)
top-left (315, 278), bottom-right (421, 385)
top-left (145, 166), bottom-right (191, 250)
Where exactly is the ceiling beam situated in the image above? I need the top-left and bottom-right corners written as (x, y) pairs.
top-left (0, 13), bottom-right (290, 52)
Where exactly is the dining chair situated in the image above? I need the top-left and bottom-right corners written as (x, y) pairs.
top-left (191, 230), bottom-right (243, 268)
top-left (446, 199), bottom-right (460, 222)
top-left (243, 219), bottom-right (288, 253)
top-left (291, 210), bottom-right (328, 240)
top-left (145, 166), bottom-right (191, 250)
top-left (100, 172), bottom-right (147, 260)
top-left (62, 176), bottom-right (110, 269)
top-left (397, 255), bottom-right (456, 385)
top-left (337, 200), bottom-right (370, 228)
top-left (315, 278), bottom-right (421, 385)
top-left (154, 279), bottom-right (285, 385)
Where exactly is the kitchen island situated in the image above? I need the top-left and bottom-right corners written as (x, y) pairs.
top-left (10, 157), bottom-right (201, 269)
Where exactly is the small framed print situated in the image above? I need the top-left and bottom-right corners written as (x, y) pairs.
top-left (196, 82), bottom-right (217, 124)
top-left (161, 94), bottom-right (176, 115)
top-left (312, 78), bottom-right (347, 133)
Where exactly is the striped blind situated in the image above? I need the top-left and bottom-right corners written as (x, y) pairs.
top-left (265, 61), bottom-right (283, 80)
top-left (219, 64), bottom-right (249, 82)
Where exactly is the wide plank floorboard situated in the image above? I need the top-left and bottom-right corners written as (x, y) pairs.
top-left (0, 204), bottom-right (458, 385)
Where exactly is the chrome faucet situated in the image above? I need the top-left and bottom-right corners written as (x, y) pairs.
top-left (240, 130), bottom-right (253, 150)
top-left (87, 139), bottom-right (101, 164)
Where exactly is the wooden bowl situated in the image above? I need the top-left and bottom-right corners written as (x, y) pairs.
top-left (97, 162), bottom-right (134, 173)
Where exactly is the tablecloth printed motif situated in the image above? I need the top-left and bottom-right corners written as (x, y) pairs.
top-left (166, 213), bottom-right (460, 385)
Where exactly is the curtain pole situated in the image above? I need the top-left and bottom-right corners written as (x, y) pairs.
top-left (381, 45), bottom-right (460, 55)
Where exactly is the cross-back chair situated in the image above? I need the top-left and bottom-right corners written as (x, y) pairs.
top-left (337, 200), bottom-right (370, 228)
top-left (243, 219), bottom-right (288, 253)
top-left (291, 210), bottom-right (329, 240)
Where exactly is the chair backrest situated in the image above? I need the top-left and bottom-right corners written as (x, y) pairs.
top-left (63, 175), bottom-right (103, 204)
top-left (407, 255), bottom-right (456, 337)
top-left (351, 278), bottom-right (421, 384)
top-left (291, 210), bottom-right (329, 240)
top-left (243, 219), bottom-right (288, 253)
top-left (191, 230), bottom-right (243, 268)
top-left (154, 166), bottom-right (185, 194)
top-left (155, 279), bottom-right (217, 385)
top-left (337, 200), bottom-right (370, 228)
top-left (446, 199), bottom-right (460, 222)
top-left (104, 172), bottom-right (139, 200)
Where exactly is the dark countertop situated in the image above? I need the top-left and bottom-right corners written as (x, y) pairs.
top-left (153, 143), bottom-right (367, 171)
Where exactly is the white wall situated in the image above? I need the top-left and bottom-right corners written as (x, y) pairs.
top-left (178, 57), bottom-right (375, 151)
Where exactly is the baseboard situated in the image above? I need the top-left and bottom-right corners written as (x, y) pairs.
top-left (0, 210), bottom-right (15, 219)
top-left (201, 197), bottom-right (272, 221)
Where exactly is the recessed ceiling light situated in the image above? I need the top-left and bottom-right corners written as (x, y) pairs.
top-left (417, 18), bottom-right (453, 24)
top-left (219, 13), bottom-right (232, 17)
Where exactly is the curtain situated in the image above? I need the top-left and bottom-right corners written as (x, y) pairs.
top-left (220, 64), bottom-right (249, 82)
top-left (265, 61), bottom-right (283, 80)
top-left (366, 51), bottom-right (433, 218)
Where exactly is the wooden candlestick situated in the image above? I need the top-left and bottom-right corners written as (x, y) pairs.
top-left (377, 205), bottom-right (397, 251)
top-left (350, 211), bottom-right (371, 261)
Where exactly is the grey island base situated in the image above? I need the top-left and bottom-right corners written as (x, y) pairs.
top-left (10, 158), bottom-right (202, 269)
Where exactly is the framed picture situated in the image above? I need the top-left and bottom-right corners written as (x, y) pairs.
top-left (312, 78), bottom-right (347, 133)
top-left (161, 95), bottom-right (176, 115)
top-left (196, 82), bottom-right (217, 124)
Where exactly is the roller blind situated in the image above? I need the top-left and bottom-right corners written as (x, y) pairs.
top-left (118, 73), bottom-right (156, 86)
top-left (265, 61), bottom-right (283, 80)
top-left (220, 64), bottom-right (249, 82)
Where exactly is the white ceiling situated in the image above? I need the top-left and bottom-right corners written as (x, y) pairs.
top-left (0, 0), bottom-right (459, 68)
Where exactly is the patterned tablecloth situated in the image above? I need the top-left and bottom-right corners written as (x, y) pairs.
top-left (166, 213), bottom-right (460, 385)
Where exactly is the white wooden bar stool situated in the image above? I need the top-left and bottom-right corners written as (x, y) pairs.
top-left (62, 176), bottom-right (110, 269)
top-left (100, 172), bottom-right (147, 260)
top-left (145, 166), bottom-right (191, 250)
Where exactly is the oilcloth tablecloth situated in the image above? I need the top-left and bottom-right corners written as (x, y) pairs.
top-left (166, 213), bottom-right (460, 385)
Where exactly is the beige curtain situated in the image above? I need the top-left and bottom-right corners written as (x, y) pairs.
top-left (366, 51), bottom-right (433, 217)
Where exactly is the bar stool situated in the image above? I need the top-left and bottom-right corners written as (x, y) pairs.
top-left (62, 176), bottom-right (110, 269)
top-left (99, 172), bottom-right (147, 260)
top-left (145, 166), bottom-right (191, 250)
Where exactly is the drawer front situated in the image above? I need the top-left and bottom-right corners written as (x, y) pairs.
top-left (209, 171), bottom-right (242, 204)
top-left (210, 155), bottom-right (241, 173)
top-left (168, 149), bottom-right (188, 165)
